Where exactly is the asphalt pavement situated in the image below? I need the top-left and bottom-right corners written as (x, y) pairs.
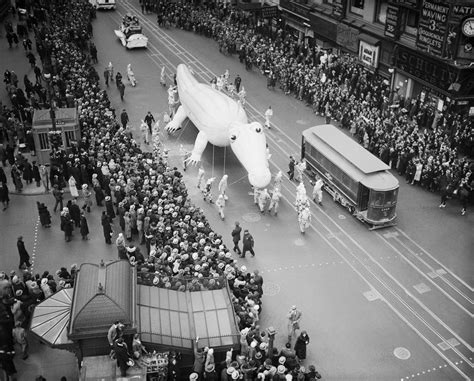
top-left (0, 2), bottom-right (473, 380)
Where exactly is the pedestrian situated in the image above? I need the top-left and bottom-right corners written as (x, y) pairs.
top-left (81, 184), bottom-right (92, 212)
top-left (231, 221), bottom-right (242, 255)
top-left (241, 229), bottom-right (255, 258)
top-left (287, 156), bottom-right (296, 180)
top-left (294, 331), bottom-right (310, 361)
top-left (107, 62), bottom-right (114, 81)
top-left (127, 64), bottom-right (136, 86)
top-left (144, 111), bottom-right (155, 135)
top-left (68, 175), bottom-right (79, 199)
top-left (267, 189), bottom-right (281, 216)
top-left (298, 204), bottom-right (311, 234)
top-left (234, 74), bottom-right (242, 93)
top-left (104, 67), bottom-right (110, 86)
top-left (287, 305), bottom-right (302, 344)
top-left (37, 202), bottom-right (51, 228)
top-left (113, 337), bottom-right (131, 377)
top-left (60, 208), bottom-right (74, 242)
top-left (312, 176), bottom-right (324, 205)
top-left (457, 179), bottom-right (471, 216)
top-left (34, 65), bottom-right (42, 83)
top-left (52, 184), bottom-right (64, 212)
top-left (80, 212), bottom-right (89, 240)
top-left (40, 164), bottom-right (49, 192)
top-left (105, 195), bottom-right (116, 219)
top-left (140, 120), bottom-right (149, 145)
top-left (22, 159), bottom-right (33, 184)
top-left (197, 165), bottom-right (205, 189)
top-left (116, 71), bottom-right (122, 87)
top-left (294, 160), bottom-right (306, 183)
top-left (264, 106), bottom-right (273, 129)
top-left (257, 188), bottom-right (270, 214)
top-left (218, 174), bottom-right (228, 200)
top-left (216, 194), bottom-right (225, 220)
top-left (12, 321), bottom-right (28, 360)
top-left (17, 236), bottom-right (31, 269)
top-left (32, 161), bottom-right (41, 187)
top-left (120, 109), bottom-right (129, 129)
top-left (90, 43), bottom-right (98, 63)
top-left (238, 86), bottom-right (246, 106)
top-left (0, 182), bottom-right (9, 211)
top-left (202, 177), bottom-right (215, 203)
top-left (118, 81), bottom-right (125, 101)
top-left (68, 199), bottom-right (81, 228)
top-left (102, 211), bottom-right (113, 244)
top-left (179, 145), bottom-right (191, 171)
top-left (160, 66), bottom-right (166, 87)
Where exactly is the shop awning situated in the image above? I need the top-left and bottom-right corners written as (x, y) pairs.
top-left (30, 288), bottom-right (75, 349)
top-left (137, 285), bottom-right (239, 351)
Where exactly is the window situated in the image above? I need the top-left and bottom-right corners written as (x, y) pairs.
top-left (403, 8), bottom-right (419, 35)
top-left (375, 0), bottom-right (388, 24)
top-left (38, 133), bottom-right (50, 150)
top-left (350, 0), bottom-right (365, 15)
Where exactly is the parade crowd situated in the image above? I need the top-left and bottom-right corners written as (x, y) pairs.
top-left (1, 0), bottom-right (322, 379)
top-left (153, 0), bottom-right (473, 213)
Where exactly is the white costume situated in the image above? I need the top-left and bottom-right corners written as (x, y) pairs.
top-left (140, 120), bottom-right (149, 144)
top-left (257, 188), bottom-right (270, 213)
top-left (127, 64), bottom-right (136, 86)
top-left (160, 66), bottom-right (166, 86)
top-left (216, 194), bottom-right (226, 220)
top-left (294, 160), bottom-right (306, 183)
top-left (298, 206), bottom-right (311, 234)
top-left (197, 167), bottom-right (205, 189)
top-left (272, 170), bottom-right (283, 194)
top-left (68, 176), bottom-right (79, 198)
top-left (268, 189), bottom-right (281, 216)
top-left (312, 178), bottom-right (324, 204)
top-left (264, 106), bottom-right (273, 128)
top-left (218, 174), bottom-right (228, 200)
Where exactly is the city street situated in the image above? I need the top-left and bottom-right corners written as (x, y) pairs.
top-left (0, 1), bottom-right (473, 380)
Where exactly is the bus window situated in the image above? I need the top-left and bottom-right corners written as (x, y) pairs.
top-left (384, 189), bottom-right (398, 207)
top-left (369, 191), bottom-right (384, 207)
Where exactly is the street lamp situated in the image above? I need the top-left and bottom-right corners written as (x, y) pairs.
top-left (43, 70), bottom-right (61, 151)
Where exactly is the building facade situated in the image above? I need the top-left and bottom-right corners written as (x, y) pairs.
top-left (276, 0), bottom-right (474, 114)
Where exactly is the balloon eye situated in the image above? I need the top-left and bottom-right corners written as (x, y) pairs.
top-left (230, 134), bottom-right (237, 141)
top-left (255, 127), bottom-right (261, 133)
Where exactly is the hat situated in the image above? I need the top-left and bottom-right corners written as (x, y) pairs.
top-left (205, 363), bottom-right (215, 372)
top-left (279, 356), bottom-right (286, 364)
top-left (277, 365), bottom-right (286, 374)
top-left (15, 289), bottom-right (23, 297)
top-left (255, 351), bottom-right (262, 359)
top-left (232, 371), bottom-right (240, 380)
top-left (226, 367), bottom-right (235, 375)
top-left (189, 373), bottom-right (199, 381)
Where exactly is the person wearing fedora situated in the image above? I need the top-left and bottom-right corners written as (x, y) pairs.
top-left (287, 305), bottom-right (302, 345)
top-left (17, 236), bottom-right (31, 269)
top-left (204, 362), bottom-right (218, 381)
top-left (192, 336), bottom-right (207, 376)
top-left (241, 229), bottom-right (255, 258)
top-left (114, 337), bottom-right (131, 377)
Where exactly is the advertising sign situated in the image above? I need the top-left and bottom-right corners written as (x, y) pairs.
top-left (261, 6), bottom-right (278, 18)
top-left (384, 4), bottom-right (401, 39)
top-left (358, 40), bottom-right (380, 70)
top-left (416, 0), bottom-right (451, 57)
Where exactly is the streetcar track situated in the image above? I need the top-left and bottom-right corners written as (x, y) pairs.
top-left (108, 3), bottom-right (473, 378)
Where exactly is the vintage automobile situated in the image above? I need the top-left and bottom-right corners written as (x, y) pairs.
top-left (89, 0), bottom-right (116, 10)
top-left (114, 14), bottom-right (148, 49)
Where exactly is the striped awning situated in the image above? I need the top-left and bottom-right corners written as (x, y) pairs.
top-left (30, 288), bottom-right (75, 349)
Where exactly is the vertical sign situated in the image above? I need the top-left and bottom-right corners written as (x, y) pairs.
top-left (416, 0), bottom-right (451, 57)
top-left (384, 4), bottom-right (401, 39)
top-left (359, 40), bottom-right (380, 70)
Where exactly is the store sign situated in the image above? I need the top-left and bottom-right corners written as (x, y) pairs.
top-left (332, 0), bottom-right (347, 19)
top-left (358, 40), bottom-right (380, 70)
top-left (336, 24), bottom-right (359, 53)
top-left (384, 4), bottom-right (401, 39)
top-left (393, 0), bottom-right (419, 9)
top-left (452, 4), bottom-right (474, 17)
top-left (261, 6), bottom-right (278, 18)
top-left (416, 0), bottom-right (451, 57)
top-left (394, 45), bottom-right (458, 91)
top-left (279, 0), bottom-right (312, 18)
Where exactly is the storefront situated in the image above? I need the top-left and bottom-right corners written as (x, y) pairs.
top-left (392, 44), bottom-right (474, 110)
top-left (309, 12), bottom-right (338, 49)
top-left (279, 0), bottom-right (313, 44)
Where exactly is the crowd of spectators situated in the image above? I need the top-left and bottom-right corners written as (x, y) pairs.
top-left (0, 0), bottom-right (278, 378)
top-left (154, 0), bottom-right (474, 208)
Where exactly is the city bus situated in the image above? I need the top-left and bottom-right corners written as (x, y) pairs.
top-left (301, 124), bottom-right (399, 229)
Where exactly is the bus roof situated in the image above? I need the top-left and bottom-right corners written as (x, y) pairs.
top-left (303, 125), bottom-right (391, 174)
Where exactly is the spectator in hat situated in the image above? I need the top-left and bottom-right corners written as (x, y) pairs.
top-left (17, 236), bottom-right (31, 269)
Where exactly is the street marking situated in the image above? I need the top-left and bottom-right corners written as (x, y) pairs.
top-left (413, 283), bottom-right (431, 294)
top-left (427, 271), bottom-right (438, 279)
top-left (393, 347), bottom-right (411, 360)
top-left (363, 290), bottom-right (380, 302)
top-left (446, 338), bottom-right (460, 348)
top-left (437, 341), bottom-right (450, 351)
